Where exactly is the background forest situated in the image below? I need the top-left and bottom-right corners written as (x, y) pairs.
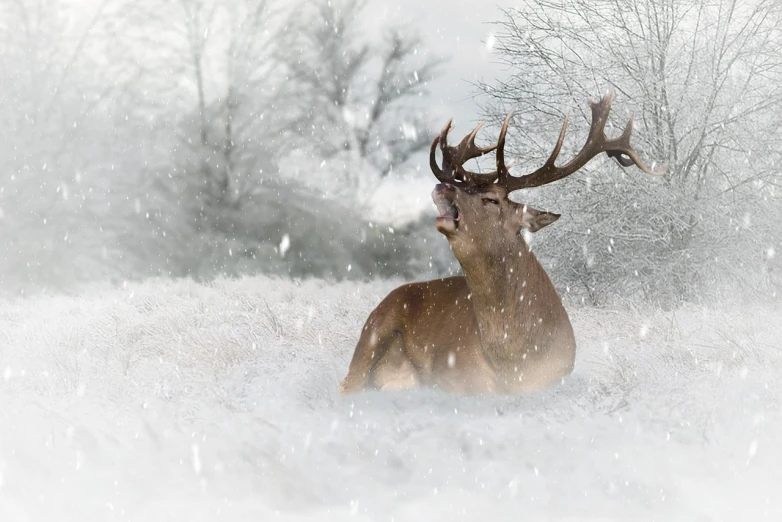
top-left (0, 0), bottom-right (780, 306)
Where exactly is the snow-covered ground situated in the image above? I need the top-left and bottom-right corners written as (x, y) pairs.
top-left (1, 277), bottom-right (780, 521)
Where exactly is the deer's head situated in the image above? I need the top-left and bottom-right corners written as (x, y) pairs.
top-left (431, 182), bottom-right (559, 258)
top-left (429, 89), bottom-right (664, 259)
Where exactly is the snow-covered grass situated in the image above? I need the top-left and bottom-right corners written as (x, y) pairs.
top-left (1, 276), bottom-right (781, 521)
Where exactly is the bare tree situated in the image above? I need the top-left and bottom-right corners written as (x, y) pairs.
top-left (113, 0), bottom-right (289, 206)
top-left (100, 0), bottom-right (299, 276)
top-left (0, 0), bottom-right (150, 293)
top-left (0, 0), bottom-right (456, 290)
top-left (480, 0), bottom-right (782, 303)
top-left (279, 0), bottom-right (441, 204)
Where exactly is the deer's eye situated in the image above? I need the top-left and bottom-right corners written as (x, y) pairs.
top-left (482, 198), bottom-right (500, 205)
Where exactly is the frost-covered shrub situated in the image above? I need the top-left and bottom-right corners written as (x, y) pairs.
top-left (481, 0), bottom-right (782, 305)
top-left (135, 178), bottom-right (457, 283)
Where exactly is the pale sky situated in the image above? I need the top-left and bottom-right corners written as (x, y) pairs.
top-left (366, 0), bottom-right (509, 125)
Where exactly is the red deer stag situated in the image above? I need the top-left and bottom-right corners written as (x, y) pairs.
top-left (340, 90), bottom-right (663, 395)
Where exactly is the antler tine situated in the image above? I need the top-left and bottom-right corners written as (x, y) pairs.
top-left (448, 121), bottom-right (498, 179)
top-left (430, 118), bottom-right (502, 185)
top-left (458, 122), bottom-right (498, 160)
top-left (594, 92), bottom-right (666, 175)
top-left (500, 89), bottom-right (666, 192)
top-left (495, 110), bottom-right (515, 186)
top-left (545, 110), bottom-right (570, 167)
top-left (608, 116), bottom-right (636, 167)
top-left (429, 135), bottom-right (449, 183)
top-left (605, 115), bottom-right (667, 174)
top-left (430, 119), bottom-right (456, 183)
top-left (589, 88), bottom-right (614, 139)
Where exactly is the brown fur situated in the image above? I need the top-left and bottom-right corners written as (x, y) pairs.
top-left (340, 183), bottom-right (576, 395)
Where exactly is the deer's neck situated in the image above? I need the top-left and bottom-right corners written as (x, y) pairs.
top-left (460, 237), bottom-right (563, 367)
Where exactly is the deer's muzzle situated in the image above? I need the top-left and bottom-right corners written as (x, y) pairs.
top-left (433, 184), bottom-right (460, 234)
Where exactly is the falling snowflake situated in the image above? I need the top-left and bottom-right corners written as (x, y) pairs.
top-left (192, 444), bottom-right (202, 474)
top-left (280, 234), bottom-right (290, 257)
top-left (485, 32), bottom-right (496, 52)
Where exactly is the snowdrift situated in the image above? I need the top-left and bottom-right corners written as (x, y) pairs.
top-left (1, 277), bottom-right (780, 521)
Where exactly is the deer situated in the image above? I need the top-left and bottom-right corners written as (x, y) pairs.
top-left (340, 90), bottom-right (663, 395)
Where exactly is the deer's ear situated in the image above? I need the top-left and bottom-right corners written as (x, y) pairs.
top-left (517, 205), bottom-right (560, 232)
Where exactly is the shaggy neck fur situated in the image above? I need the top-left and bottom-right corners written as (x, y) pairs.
top-left (457, 233), bottom-right (565, 379)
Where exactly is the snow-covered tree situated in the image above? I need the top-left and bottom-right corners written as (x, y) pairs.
top-left (480, 0), bottom-right (782, 303)
top-left (0, 0), bottom-right (152, 292)
top-left (0, 0), bottom-right (453, 291)
top-left (279, 0), bottom-right (441, 207)
top-left (80, 0), bottom-right (447, 282)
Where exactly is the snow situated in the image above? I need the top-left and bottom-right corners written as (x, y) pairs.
top-left (367, 174), bottom-right (434, 226)
top-left (1, 276), bottom-right (781, 521)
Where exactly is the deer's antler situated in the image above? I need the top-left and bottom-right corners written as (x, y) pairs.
top-left (429, 119), bottom-right (499, 186)
top-left (496, 89), bottom-right (666, 192)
